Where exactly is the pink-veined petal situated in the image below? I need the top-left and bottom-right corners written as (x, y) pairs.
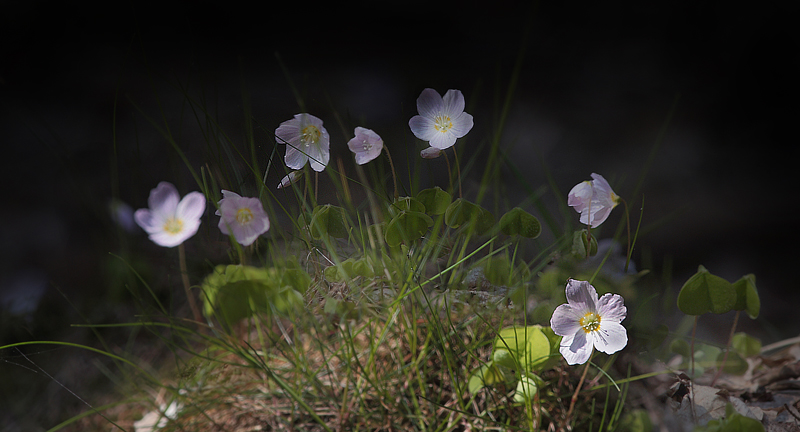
top-left (442, 89), bottom-right (466, 118)
top-left (596, 293), bottom-right (626, 323)
top-left (565, 279), bottom-right (598, 312)
top-left (409, 115), bottom-right (437, 141)
top-left (560, 330), bottom-right (593, 365)
top-left (284, 146), bottom-right (308, 170)
top-left (550, 304), bottom-right (582, 337)
top-left (591, 321), bottom-right (628, 355)
top-left (428, 131), bottom-right (457, 150)
top-left (416, 88), bottom-right (443, 118)
top-left (449, 112), bottom-right (474, 138)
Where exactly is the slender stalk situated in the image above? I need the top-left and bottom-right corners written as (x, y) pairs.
top-left (711, 310), bottom-right (740, 386)
top-left (567, 351), bottom-right (594, 420)
top-left (382, 145), bottom-right (399, 200)
top-left (620, 197), bottom-right (631, 272)
top-left (178, 243), bottom-right (202, 322)
top-left (452, 146), bottom-right (463, 199)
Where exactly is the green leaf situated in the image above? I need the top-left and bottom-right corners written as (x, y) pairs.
top-left (384, 211), bottom-right (432, 247)
top-left (416, 187), bottom-right (451, 215)
top-left (732, 274), bottom-right (760, 319)
top-left (512, 373), bottom-right (541, 403)
top-left (467, 361), bottom-right (505, 394)
top-left (677, 265), bottom-right (736, 315)
top-left (310, 204), bottom-right (349, 239)
top-left (444, 199), bottom-right (495, 234)
top-left (571, 229), bottom-right (598, 258)
top-left (732, 332), bottom-right (761, 358)
top-left (493, 325), bottom-right (552, 372)
top-left (390, 196), bottom-right (426, 215)
top-left (717, 350), bottom-right (748, 375)
top-left (499, 207), bottom-right (541, 238)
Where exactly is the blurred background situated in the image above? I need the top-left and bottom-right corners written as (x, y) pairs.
top-left (1, 1), bottom-right (797, 429)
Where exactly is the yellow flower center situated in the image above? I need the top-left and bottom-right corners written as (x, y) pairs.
top-left (433, 115), bottom-right (453, 134)
top-left (579, 312), bottom-right (601, 333)
top-left (301, 125), bottom-right (321, 146)
top-left (236, 208), bottom-right (254, 225)
top-left (163, 217), bottom-right (184, 235)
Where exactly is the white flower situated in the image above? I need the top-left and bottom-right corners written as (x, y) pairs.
top-left (408, 88), bottom-right (474, 150)
top-left (134, 182), bottom-right (206, 248)
top-left (550, 279), bottom-right (627, 365)
top-left (347, 127), bottom-right (383, 165)
top-left (277, 171), bottom-right (303, 189)
top-left (275, 113), bottom-right (330, 172)
top-left (215, 190), bottom-right (270, 246)
top-left (567, 173), bottom-right (620, 228)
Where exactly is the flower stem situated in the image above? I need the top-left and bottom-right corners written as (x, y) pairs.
top-left (621, 197), bottom-right (631, 272)
top-left (711, 310), bottom-right (740, 386)
top-left (178, 243), bottom-right (202, 323)
top-left (382, 145), bottom-right (399, 200)
top-left (452, 146), bottom-right (463, 199)
top-left (566, 351), bottom-right (593, 421)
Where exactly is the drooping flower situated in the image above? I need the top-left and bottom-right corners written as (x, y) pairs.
top-left (215, 190), bottom-right (270, 246)
top-left (134, 182), bottom-right (206, 248)
top-left (567, 173), bottom-right (620, 228)
top-left (420, 146), bottom-right (443, 159)
top-left (275, 113), bottom-right (330, 172)
top-left (277, 170), bottom-right (303, 189)
top-left (550, 279), bottom-right (627, 365)
top-left (409, 88), bottom-right (474, 150)
top-left (347, 127), bottom-right (383, 165)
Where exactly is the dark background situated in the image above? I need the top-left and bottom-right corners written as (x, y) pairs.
top-left (1, 1), bottom-right (798, 429)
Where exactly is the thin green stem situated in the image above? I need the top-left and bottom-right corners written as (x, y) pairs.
top-left (178, 243), bottom-right (202, 323)
top-left (383, 145), bottom-right (399, 200)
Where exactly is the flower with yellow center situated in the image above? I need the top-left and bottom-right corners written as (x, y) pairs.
top-left (347, 127), bottom-right (384, 165)
top-left (216, 190), bottom-right (270, 246)
top-left (409, 88), bottom-right (474, 150)
top-left (276, 113), bottom-right (330, 172)
top-left (134, 182), bottom-right (206, 248)
top-left (550, 279), bottom-right (627, 365)
top-left (567, 173), bottom-right (621, 228)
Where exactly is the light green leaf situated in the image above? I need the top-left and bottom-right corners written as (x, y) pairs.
top-left (677, 265), bottom-right (736, 315)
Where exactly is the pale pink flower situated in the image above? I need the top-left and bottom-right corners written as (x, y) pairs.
top-left (134, 182), bottom-right (206, 248)
top-left (347, 127), bottom-right (383, 165)
top-left (275, 113), bottom-right (330, 172)
top-left (215, 190), bottom-right (270, 246)
top-left (568, 173), bottom-right (620, 228)
top-left (550, 279), bottom-right (627, 365)
top-left (409, 89), bottom-right (474, 150)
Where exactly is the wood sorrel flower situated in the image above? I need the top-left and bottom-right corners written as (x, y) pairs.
top-left (550, 279), bottom-right (627, 365)
top-left (215, 190), bottom-right (270, 246)
top-left (420, 146), bottom-right (443, 159)
top-left (409, 88), bottom-right (474, 150)
top-left (347, 127), bottom-right (383, 165)
top-left (134, 182), bottom-right (206, 248)
top-left (567, 173), bottom-right (620, 228)
top-left (276, 113), bottom-right (330, 172)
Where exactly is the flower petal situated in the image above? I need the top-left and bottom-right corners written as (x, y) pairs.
top-left (134, 208), bottom-right (159, 233)
top-left (449, 112), bottom-right (474, 138)
top-left (177, 192), bottom-right (206, 221)
top-left (428, 131), bottom-right (457, 150)
top-left (565, 279), bottom-right (598, 312)
top-left (409, 115), bottom-right (437, 141)
top-left (148, 182), bottom-right (180, 217)
top-left (442, 89), bottom-right (466, 118)
top-left (284, 146), bottom-right (308, 170)
top-left (560, 330), bottom-right (593, 365)
top-left (591, 321), bottom-right (628, 355)
top-left (596, 293), bottom-right (626, 323)
top-left (416, 88), bottom-right (443, 119)
top-left (550, 304), bottom-right (582, 337)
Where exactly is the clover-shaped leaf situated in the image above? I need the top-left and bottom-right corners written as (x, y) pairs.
top-left (445, 198), bottom-right (495, 234)
top-left (310, 204), bottom-right (349, 239)
top-left (467, 361), bottom-right (506, 395)
top-left (677, 265), bottom-right (736, 315)
top-left (499, 207), bottom-right (541, 238)
top-left (416, 187), bottom-right (452, 215)
top-left (384, 210), bottom-right (432, 247)
top-left (390, 196), bottom-right (426, 215)
top-left (493, 325), bottom-right (553, 372)
top-left (513, 373), bottom-right (542, 403)
top-left (732, 274), bottom-right (760, 319)
top-left (732, 332), bottom-right (761, 358)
